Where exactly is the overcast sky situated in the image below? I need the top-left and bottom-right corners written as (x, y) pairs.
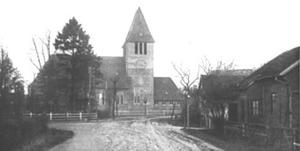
top-left (1, 0), bottom-right (300, 89)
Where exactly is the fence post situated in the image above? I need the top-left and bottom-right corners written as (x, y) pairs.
top-left (80, 112), bottom-right (82, 120)
top-left (50, 112), bottom-right (52, 121)
top-left (293, 129), bottom-right (295, 151)
top-left (242, 123), bottom-right (245, 136)
top-left (66, 112), bottom-right (69, 121)
top-left (30, 112), bottom-right (32, 119)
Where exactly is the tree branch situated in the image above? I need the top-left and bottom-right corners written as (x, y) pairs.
top-left (29, 58), bottom-right (40, 71)
top-left (32, 38), bottom-right (42, 69)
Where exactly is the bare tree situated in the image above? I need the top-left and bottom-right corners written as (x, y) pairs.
top-left (198, 56), bottom-right (237, 130)
top-left (199, 56), bottom-right (235, 75)
top-left (28, 32), bottom-right (54, 112)
top-left (172, 63), bottom-right (200, 91)
top-left (172, 63), bottom-right (200, 128)
top-left (29, 32), bottom-right (53, 72)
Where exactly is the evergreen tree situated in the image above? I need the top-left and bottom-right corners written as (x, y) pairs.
top-left (0, 48), bottom-right (25, 115)
top-left (54, 17), bottom-right (100, 111)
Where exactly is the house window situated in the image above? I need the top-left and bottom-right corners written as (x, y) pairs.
top-left (98, 93), bottom-right (104, 105)
top-left (271, 93), bottom-right (276, 114)
top-left (135, 42), bottom-right (138, 54)
top-left (252, 100), bottom-right (259, 115)
top-left (144, 43), bottom-right (147, 54)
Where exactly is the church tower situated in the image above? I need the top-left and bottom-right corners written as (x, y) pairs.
top-left (123, 7), bottom-right (155, 106)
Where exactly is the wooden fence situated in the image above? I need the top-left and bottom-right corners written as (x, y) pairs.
top-left (117, 109), bottom-right (181, 116)
top-left (225, 121), bottom-right (300, 150)
top-left (23, 112), bottom-right (98, 121)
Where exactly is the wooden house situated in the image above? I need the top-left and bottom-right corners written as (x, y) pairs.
top-left (238, 47), bottom-right (299, 128)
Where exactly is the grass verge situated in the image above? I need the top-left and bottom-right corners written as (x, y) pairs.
top-left (183, 129), bottom-right (290, 151)
top-left (14, 128), bottom-right (74, 151)
top-left (153, 118), bottom-right (291, 151)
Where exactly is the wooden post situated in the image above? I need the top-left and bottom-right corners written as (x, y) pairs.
top-left (242, 123), bottom-right (245, 136)
top-left (30, 112), bottom-right (32, 119)
top-left (187, 103), bottom-right (190, 128)
top-left (49, 112), bottom-right (52, 120)
top-left (80, 112), bottom-right (82, 120)
top-left (296, 129), bottom-right (300, 151)
top-left (293, 129), bottom-right (296, 151)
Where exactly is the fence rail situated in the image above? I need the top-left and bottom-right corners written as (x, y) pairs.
top-left (117, 109), bottom-right (181, 116)
top-left (23, 112), bottom-right (98, 121)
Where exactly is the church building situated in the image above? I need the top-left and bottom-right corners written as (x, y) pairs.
top-left (96, 7), bottom-right (183, 116)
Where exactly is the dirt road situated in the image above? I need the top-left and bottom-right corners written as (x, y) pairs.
top-left (48, 118), bottom-right (223, 151)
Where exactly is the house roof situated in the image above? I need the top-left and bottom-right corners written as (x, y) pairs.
top-left (209, 69), bottom-right (253, 76)
top-left (154, 77), bottom-right (184, 101)
top-left (240, 46), bottom-right (300, 88)
top-left (98, 57), bottom-right (131, 89)
top-left (124, 7), bottom-right (154, 43)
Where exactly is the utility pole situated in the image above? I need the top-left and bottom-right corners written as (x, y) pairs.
top-left (111, 72), bottom-right (119, 119)
top-left (144, 96), bottom-right (147, 116)
top-left (88, 67), bottom-right (92, 121)
top-left (112, 79), bottom-right (116, 119)
top-left (187, 95), bottom-right (190, 128)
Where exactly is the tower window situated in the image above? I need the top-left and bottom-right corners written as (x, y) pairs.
top-left (144, 43), bottom-right (147, 54)
top-left (139, 43), bottom-right (143, 54)
top-left (134, 42), bottom-right (148, 55)
top-left (135, 42), bottom-right (138, 54)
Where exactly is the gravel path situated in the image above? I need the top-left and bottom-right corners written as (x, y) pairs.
top-left (48, 118), bottom-right (223, 151)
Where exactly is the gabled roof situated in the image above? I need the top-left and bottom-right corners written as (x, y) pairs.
top-left (154, 77), bottom-right (184, 101)
top-left (98, 57), bottom-right (131, 89)
top-left (240, 46), bottom-right (300, 88)
top-left (124, 7), bottom-right (154, 43)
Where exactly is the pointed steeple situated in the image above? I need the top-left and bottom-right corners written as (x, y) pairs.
top-left (125, 7), bottom-right (154, 43)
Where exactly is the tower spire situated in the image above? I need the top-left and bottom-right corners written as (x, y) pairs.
top-left (124, 7), bottom-right (154, 43)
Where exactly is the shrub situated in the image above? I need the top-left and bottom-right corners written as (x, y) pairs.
top-left (97, 109), bottom-right (110, 119)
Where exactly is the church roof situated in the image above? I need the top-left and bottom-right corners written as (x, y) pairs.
top-left (98, 57), bottom-right (131, 89)
top-left (154, 77), bottom-right (184, 101)
top-left (124, 7), bottom-right (154, 43)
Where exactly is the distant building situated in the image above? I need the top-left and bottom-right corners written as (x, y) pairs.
top-left (96, 8), bottom-right (183, 116)
top-left (238, 47), bottom-right (299, 128)
top-left (28, 8), bottom-right (183, 115)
